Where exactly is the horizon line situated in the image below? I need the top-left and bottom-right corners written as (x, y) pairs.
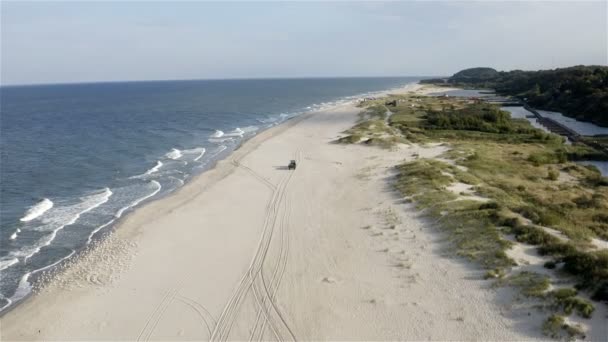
top-left (0, 75), bottom-right (440, 88)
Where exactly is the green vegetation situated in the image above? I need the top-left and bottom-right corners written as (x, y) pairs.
top-left (446, 66), bottom-right (608, 127)
top-left (548, 288), bottom-right (595, 318)
top-left (497, 271), bottom-right (550, 297)
top-left (542, 314), bottom-right (585, 340)
top-left (337, 104), bottom-right (405, 148)
top-left (450, 67), bottom-right (500, 83)
top-left (347, 91), bottom-right (608, 337)
top-left (394, 158), bottom-right (514, 269)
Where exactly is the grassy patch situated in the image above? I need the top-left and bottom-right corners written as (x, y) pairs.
top-left (497, 271), bottom-right (550, 297)
top-left (352, 91), bottom-right (607, 337)
top-left (394, 159), bottom-right (514, 269)
top-left (547, 288), bottom-right (595, 318)
top-left (542, 314), bottom-right (585, 340)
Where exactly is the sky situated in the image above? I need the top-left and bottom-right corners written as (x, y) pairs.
top-left (1, 1), bottom-right (606, 85)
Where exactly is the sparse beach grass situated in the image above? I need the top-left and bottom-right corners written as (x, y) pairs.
top-left (348, 89), bottom-right (608, 339)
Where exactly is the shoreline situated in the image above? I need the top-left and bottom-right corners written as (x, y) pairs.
top-left (0, 82), bottom-right (419, 316)
top-left (2, 83), bottom-right (550, 340)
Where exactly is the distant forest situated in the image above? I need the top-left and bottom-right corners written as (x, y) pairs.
top-left (424, 66), bottom-right (608, 127)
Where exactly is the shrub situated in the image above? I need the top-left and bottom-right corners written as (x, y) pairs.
top-left (537, 211), bottom-right (561, 226)
top-left (541, 313), bottom-right (585, 340)
top-left (542, 314), bottom-right (564, 339)
top-left (560, 297), bottom-right (594, 318)
top-left (538, 242), bottom-right (578, 257)
top-left (573, 195), bottom-right (594, 209)
top-left (528, 152), bottom-right (559, 166)
top-left (547, 167), bottom-right (559, 181)
top-left (515, 206), bottom-right (541, 223)
top-left (592, 213), bottom-right (608, 223)
top-left (511, 225), bottom-right (560, 245)
top-left (544, 260), bottom-right (557, 269)
top-left (501, 216), bottom-right (521, 228)
top-left (562, 251), bottom-right (608, 286)
top-left (479, 202), bottom-right (500, 210)
top-left (550, 288), bottom-right (577, 300)
top-left (500, 271), bottom-right (550, 297)
top-left (591, 281), bottom-right (608, 302)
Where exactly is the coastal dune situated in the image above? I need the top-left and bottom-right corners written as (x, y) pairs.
top-left (1, 86), bottom-right (544, 340)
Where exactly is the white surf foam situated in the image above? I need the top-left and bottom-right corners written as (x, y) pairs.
top-left (1, 249), bottom-right (76, 312)
top-left (131, 161), bottom-right (163, 179)
top-left (169, 176), bottom-right (185, 186)
top-left (0, 258), bottom-right (18, 271)
top-left (19, 198), bottom-right (53, 222)
top-left (165, 148), bottom-right (183, 160)
top-left (224, 127), bottom-right (245, 137)
top-left (146, 161), bottom-right (163, 175)
top-left (240, 125), bottom-right (259, 134)
top-left (87, 180), bottom-right (162, 244)
top-left (86, 219), bottom-right (115, 245)
top-left (10, 228), bottom-right (21, 240)
top-left (208, 137), bottom-right (235, 143)
top-left (0, 294), bottom-right (12, 313)
top-left (114, 181), bottom-right (162, 220)
top-left (182, 147), bottom-right (206, 161)
top-left (210, 130), bottom-right (224, 138)
top-left (207, 145), bottom-right (228, 159)
top-left (9, 188), bottom-right (113, 262)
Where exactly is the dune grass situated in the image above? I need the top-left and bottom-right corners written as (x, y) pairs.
top-left (542, 314), bottom-right (585, 340)
top-left (349, 92), bottom-right (608, 337)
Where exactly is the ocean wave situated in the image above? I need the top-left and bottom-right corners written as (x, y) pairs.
top-left (240, 126), bottom-right (260, 135)
top-left (87, 180), bottom-right (161, 244)
top-left (257, 113), bottom-right (294, 126)
top-left (9, 228), bottom-right (21, 240)
top-left (169, 176), bottom-right (185, 186)
top-left (145, 161), bottom-right (163, 175)
top-left (131, 160), bottom-right (163, 179)
top-left (19, 198), bottom-right (54, 222)
top-left (208, 136), bottom-right (235, 143)
top-left (210, 130), bottom-right (224, 138)
top-left (212, 145), bottom-right (228, 157)
top-left (115, 180), bottom-right (161, 218)
top-left (86, 218), bottom-right (115, 245)
top-left (1, 249), bottom-right (76, 313)
top-left (165, 148), bottom-right (183, 160)
top-left (223, 127), bottom-right (245, 137)
top-left (0, 258), bottom-right (19, 271)
top-left (182, 147), bottom-right (206, 161)
top-left (8, 188), bottom-right (112, 262)
top-left (208, 128), bottom-right (245, 142)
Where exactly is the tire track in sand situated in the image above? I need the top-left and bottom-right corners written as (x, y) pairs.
top-left (250, 150), bottom-right (300, 341)
top-left (176, 294), bottom-right (217, 338)
top-left (211, 149), bottom-right (300, 342)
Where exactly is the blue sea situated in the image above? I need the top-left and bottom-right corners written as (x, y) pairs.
top-left (0, 77), bottom-right (420, 312)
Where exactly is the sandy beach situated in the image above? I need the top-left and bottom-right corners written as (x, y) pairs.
top-left (2, 85), bottom-right (558, 341)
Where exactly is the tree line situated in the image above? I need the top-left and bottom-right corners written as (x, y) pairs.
top-left (428, 66), bottom-right (608, 127)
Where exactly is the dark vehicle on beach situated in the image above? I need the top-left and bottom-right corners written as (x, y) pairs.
top-left (288, 160), bottom-right (296, 170)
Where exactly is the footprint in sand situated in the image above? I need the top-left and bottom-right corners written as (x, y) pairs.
top-left (321, 276), bottom-right (338, 284)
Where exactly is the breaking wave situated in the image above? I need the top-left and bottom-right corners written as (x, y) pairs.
top-left (8, 188), bottom-right (113, 262)
top-left (210, 130), bottom-right (224, 138)
top-left (19, 198), bottom-right (54, 222)
top-left (165, 148), bottom-right (183, 160)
